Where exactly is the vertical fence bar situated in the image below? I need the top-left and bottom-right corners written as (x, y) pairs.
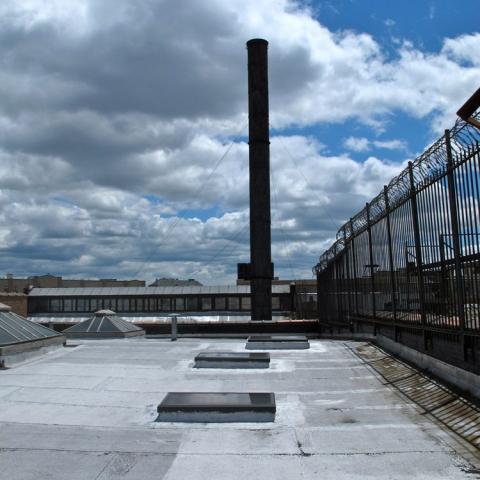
top-left (439, 235), bottom-right (447, 313)
top-left (366, 203), bottom-right (377, 329)
top-left (315, 114), bottom-right (480, 373)
top-left (384, 185), bottom-right (398, 338)
top-left (343, 230), bottom-right (353, 331)
top-left (350, 219), bottom-right (359, 330)
top-left (335, 258), bottom-right (342, 327)
top-left (316, 268), bottom-right (321, 329)
top-left (445, 129), bottom-right (466, 360)
top-left (350, 219), bottom-right (358, 315)
top-left (408, 161), bottom-right (428, 350)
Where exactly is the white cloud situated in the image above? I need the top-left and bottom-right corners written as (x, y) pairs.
top-left (0, 0), bottom-right (477, 282)
top-left (344, 137), bottom-right (370, 152)
top-left (344, 137), bottom-right (407, 152)
top-left (442, 33), bottom-right (480, 66)
top-left (373, 139), bottom-right (407, 150)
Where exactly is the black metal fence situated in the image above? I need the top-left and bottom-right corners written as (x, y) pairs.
top-left (314, 113), bottom-right (480, 374)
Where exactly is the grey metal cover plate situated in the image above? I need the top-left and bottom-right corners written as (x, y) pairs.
top-left (157, 392), bottom-right (275, 413)
top-left (248, 335), bottom-right (308, 342)
top-left (195, 351), bottom-right (270, 362)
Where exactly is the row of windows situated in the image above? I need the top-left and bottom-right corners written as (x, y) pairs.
top-left (37, 295), bottom-right (285, 313)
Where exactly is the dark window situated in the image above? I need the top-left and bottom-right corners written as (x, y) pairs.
top-left (126, 298), bottom-right (133, 312)
top-left (241, 296), bottom-right (251, 310)
top-left (117, 298), bottom-right (128, 312)
top-left (186, 296), bottom-right (198, 311)
top-left (162, 298), bottom-right (171, 311)
top-left (50, 298), bottom-right (61, 312)
top-left (90, 298), bottom-right (99, 312)
top-left (280, 295), bottom-right (291, 311)
top-left (201, 297), bottom-right (212, 310)
top-left (175, 297), bottom-right (185, 311)
top-left (64, 298), bottom-right (73, 312)
top-left (134, 298), bottom-right (143, 312)
top-left (149, 298), bottom-right (157, 311)
top-left (272, 296), bottom-right (280, 310)
top-left (104, 298), bottom-right (115, 310)
top-left (228, 297), bottom-right (239, 310)
top-left (215, 297), bottom-right (226, 310)
top-left (76, 298), bottom-right (86, 312)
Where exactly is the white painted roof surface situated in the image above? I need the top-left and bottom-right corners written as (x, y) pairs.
top-left (0, 338), bottom-right (477, 479)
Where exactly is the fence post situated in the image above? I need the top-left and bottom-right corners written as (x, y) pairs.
top-left (408, 161), bottom-right (428, 350)
top-left (316, 268), bottom-right (321, 329)
top-left (445, 129), bottom-right (466, 360)
top-left (343, 229), bottom-right (353, 331)
top-left (384, 185), bottom-right (398, 339)
top-left (350, 219), bottom-right (359, 331)
top-left (334, 259), bottom-right (341, 330)
top-left (366, 203), bottom-right (377, 334)
top-left (350, 220), bottom-right (359, 315)
top-left (439, 235), bottom-right (448, 313)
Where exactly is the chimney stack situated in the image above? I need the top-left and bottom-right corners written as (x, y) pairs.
top-left (244, 38), bottom-right (273, 320)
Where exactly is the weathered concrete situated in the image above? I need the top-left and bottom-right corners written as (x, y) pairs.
top-left (376, 334), bottom-right (480, 398)
top-left (0, 336), bottom-right (65, 368)
top-left (0, 338), bottom-right (478, 479)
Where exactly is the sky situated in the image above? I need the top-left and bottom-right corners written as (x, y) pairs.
top-left (0, 0), bottom-right (478, 285)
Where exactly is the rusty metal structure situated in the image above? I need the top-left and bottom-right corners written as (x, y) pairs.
top-left (238, 39), bottom-right (274, 320)
top-left (314, 105), bottom-right (480, 374)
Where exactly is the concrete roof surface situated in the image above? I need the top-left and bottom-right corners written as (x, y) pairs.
top-left (0, 338), bottom-right (478, 479)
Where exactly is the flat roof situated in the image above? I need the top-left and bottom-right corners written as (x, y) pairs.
top-left (0, 338), bottom-right (477, 478)
top-left (28, 285), bottom-right (291, 296)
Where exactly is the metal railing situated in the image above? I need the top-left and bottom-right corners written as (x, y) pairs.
top-left (314, 111), bottom-right (480, 374)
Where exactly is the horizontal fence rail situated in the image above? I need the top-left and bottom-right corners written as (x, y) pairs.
top-left (314, 112), bottom-right (480, 374)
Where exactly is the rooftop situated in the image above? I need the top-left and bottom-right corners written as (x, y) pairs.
top-left (0, 338), bottom-right (478, 479)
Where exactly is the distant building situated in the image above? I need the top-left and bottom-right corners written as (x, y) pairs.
top-left (149, 278), bottom-right (203, 287)
top-left (27, 285), bottom-right (292, 317)
top-left (0, 273), bottom-right (145, 293)
top-left (0, 292), bottom-right (28, 316)
top-left (237, 279), bottom-right (317, 319)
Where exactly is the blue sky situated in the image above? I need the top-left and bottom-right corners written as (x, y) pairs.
top-left (278, 0), bottom-right (480, 165)
top-left (312, 0), bottom-right (478, 52)
top-left (0, 0), bottom-right (478, 284)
